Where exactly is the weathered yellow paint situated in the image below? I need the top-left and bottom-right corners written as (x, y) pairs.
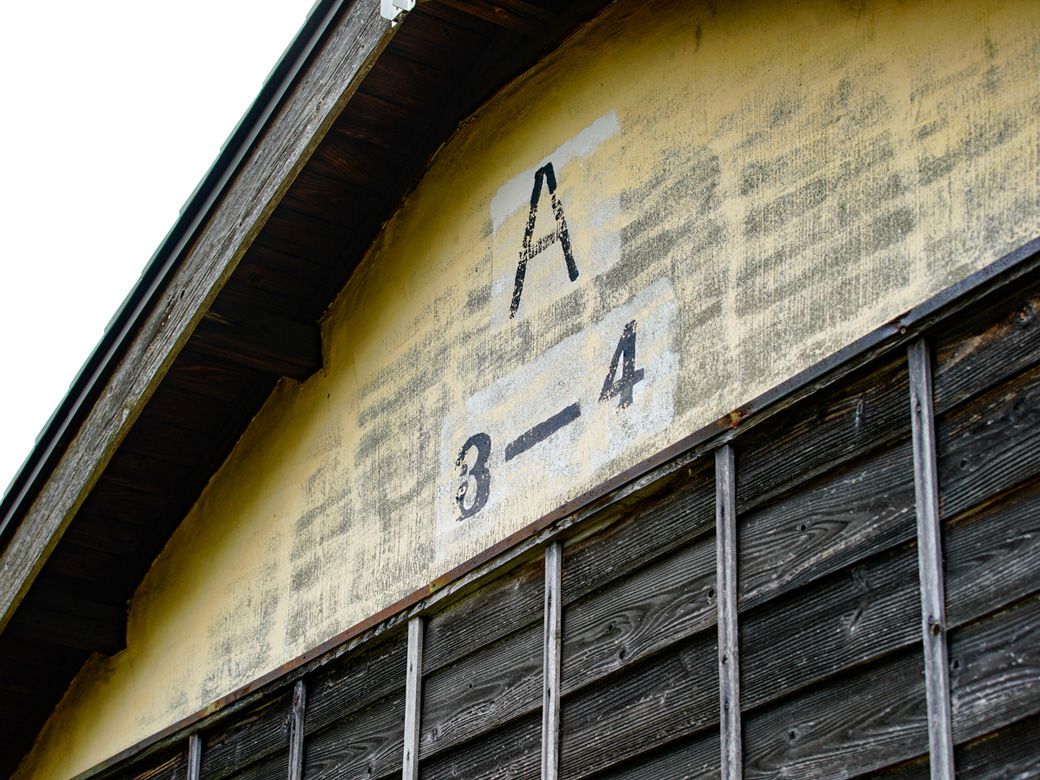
top-left (18, 0), bottom-right (1040, 776)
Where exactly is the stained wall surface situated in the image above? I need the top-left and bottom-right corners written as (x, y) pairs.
top-left (18, 0), bottom-right (1040, 777)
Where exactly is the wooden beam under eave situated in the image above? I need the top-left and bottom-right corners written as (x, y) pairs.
top-left (195, 306), bottom-right (322, 381)
top-left (6, 588), bottom-right (126, 655)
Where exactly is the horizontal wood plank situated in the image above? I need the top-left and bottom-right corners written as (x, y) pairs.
top-left (936, 359), bottom-right (1040, 520)
top-left (739, 440), bottom-right (916, 612)
top-left (305, 628), bottom-right (407, 735)
top-left (932, 286), bottom-right (1040, 415)
top-left (562, 459), bottom-right (714, 605)
top-left (582, 729), bottom-right (720, 780)
top-left (420, 710), bottom-right (541, 780)
top-left (423, 555), bottom-right (543, 674)
top-left (562, 533), bottom-right (716, 698)
top-left (743, 649), bottom-right (927, 779)
top-left (200, 692), bottom-right (291, 780)
top-left (949, 594), bottom-right (1040, 745)
top-left (560, 632), bottom-right (719, 779)
top-left (736, 354), bottom-right (910, 514)
top-left (421, 622), bottom-right (542, 760)
top-left (302, 691), bottom-right (405, 780)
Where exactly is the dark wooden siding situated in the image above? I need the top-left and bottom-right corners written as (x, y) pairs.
top-left (82, 250), bottom-right (1040, 780)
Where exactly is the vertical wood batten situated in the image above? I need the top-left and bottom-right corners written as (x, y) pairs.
top-left (187, 733), bottom-right (202, 780)
top-left (908, 339), bottom-right (955, 779)
top-left (541, 542), bottom-right (563, 780)
top-left (403, 616), bottom-right (424, 780)
top-left (715, 445), bottom-right (742, 780)
top-left (288, 679), bottom-right (307, 780)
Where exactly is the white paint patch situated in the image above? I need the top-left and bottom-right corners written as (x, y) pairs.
top-left (436, 277), bottom-right (678, 565)
top-left (489, 112), bottom-right (622, 330)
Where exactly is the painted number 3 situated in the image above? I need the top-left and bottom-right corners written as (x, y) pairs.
top-left (455, 320), bottom-right (643, 521)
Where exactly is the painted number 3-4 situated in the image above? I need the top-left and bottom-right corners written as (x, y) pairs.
top-left (454, 320), bottom-right (644, 521)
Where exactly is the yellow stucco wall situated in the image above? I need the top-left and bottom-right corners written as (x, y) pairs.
top-left (19, 0), bottom-right (1040, 776)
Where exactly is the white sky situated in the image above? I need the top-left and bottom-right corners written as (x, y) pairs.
top-left (0, 1), bottom-right (320, 497)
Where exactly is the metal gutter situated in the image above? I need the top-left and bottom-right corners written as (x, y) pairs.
top-left (0, 0), bottom-right (357, 549)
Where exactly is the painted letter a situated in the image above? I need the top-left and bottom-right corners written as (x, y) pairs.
top-left (509, 162), bottom-right (579, 318)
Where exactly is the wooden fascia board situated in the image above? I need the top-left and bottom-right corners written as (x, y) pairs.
top-left (0, 0), bottom-right (395, 634)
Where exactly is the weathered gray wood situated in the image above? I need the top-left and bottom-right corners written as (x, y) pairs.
top-left (424, 555), bottom-right (544, 674)
top-left (542, 542), bottom-right (562, 780)
top-left (936, 359), bottom-right (1040, 521)
top-left (187, 735), bottom-right (201, 780)
top-left (0, 0), bottom-right (394, 632)
top-left (562, 459), bottom-right (715, 606)
top-left (200, 691), bottom-right (292, 780)
top-left (908, 338), bottom-right (955, 780)
top-left (742, 593), bottom-right (1040, 778)
top-left (743, 649), bottom-right (928, 779)
top-left (738, 440), bottom-right (915, 613)
top-left (740, 466), bottom-right (1040, 714)
top-left (420, 622), bottom-right (541, 759)
top-left (951, 713), bottom-right (1040, 779)
top-left (403, 617), bottom-right (424, 780)
top-left (715, 445), bottom-right (742, 780)
top-left (944, 478), bottom-right (1040, 627)
top-left (288, 681), bottom-right (306, 780)
top-left (737, 355), bottom-right (910, 514)
top-left (305, 627), bottom-right (407, 735)
top-left (585, 728), bottom-right (720, 780)
top-left (948, 593), bottom-right (1040, 745)
top-left (559, 632), bottom-right (719, 779)
top-left (562, 533), bottom-right (716, 697)
top-left (302, 690), bottom-right (405, 780)
top-left (421, 710), bottom-right (542, 780)
top-left (931, 287), bottom-right (1040, 415)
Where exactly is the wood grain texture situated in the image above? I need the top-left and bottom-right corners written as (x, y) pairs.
top-left (741, 589), bottom-right (1040, 778)
top-left (562, 459), bottom-right (714, 606)
top-left (420, 622), bottom-right (541, 759)
top-left (936, 359), bottom-right (1040, 522)
top-left (302, 691), bottom-right (405, 780)
top-left (542, 542), bottom-right (562, 780)
top-left (0, 0), bottom-right (393, 631)
top-left (403, 617), bottom-right (424, 780)
top-left (200, 692), bottom-right (292, 780)
top-left (305, 628), bottom-right (407, 736)
top-left (742, 649), bottom-right (928, 779)
top-left (100, 747), bottom-right (188, 780)
top-left (420, 710), bottom-right (541, 780)
top-left (288, 681), bottom-right (305, 780)
top-left (736, 354), bottom-right (910, 514)
top-left (582, 729), bottom-right (720, 780)
top-left (424, 555), bottom-right (544, 674)
top-left (907, 339), bottom-right (955, 780)
top-left (738, 441), bottom-right (915, 612)
top-left (948, 594), bottom-right (1040, 745)
top-left (223, 750), bottom-right (289, 780)
top-left (559, 632), bottom-right (719, 779)
top-left (861, 713), bottom-right (1040, 779)
top-left (741, 464), bottom-right (1040, 716)
top-left (944, 476), bottom-right (1040, 627)
top-left (716, 445), bottom-right (742, 780)
top-left (561, 533), bottom-right (716, 698)
top-left (931, 287), bottom-right (1040, 415)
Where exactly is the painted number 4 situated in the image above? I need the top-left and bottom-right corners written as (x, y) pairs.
top-left (455, 320), bottom-right (644, 521)
top-left (599, 320), bottom-right (644, 409)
